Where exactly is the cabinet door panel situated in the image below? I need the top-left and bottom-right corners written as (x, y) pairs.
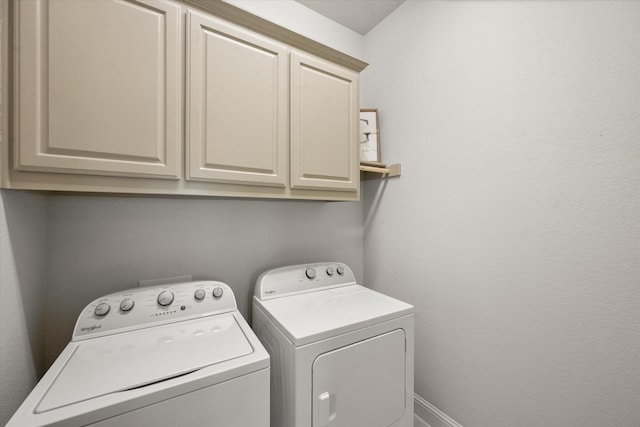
top-left (187, 11), bottom-right (287, 187)
top-left (291, 53), bottom-right (359, 192)
top-left (16, 0), bottom-right (182, 179)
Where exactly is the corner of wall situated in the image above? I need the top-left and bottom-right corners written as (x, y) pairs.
top-left (0, 190), bottom-right (48, 425)
top-left (223, 0), bottom-right (365, 60)
top-left (414, 394), bottom-right (464, 427)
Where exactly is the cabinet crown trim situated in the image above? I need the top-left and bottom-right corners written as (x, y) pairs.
top-left (179, 0), bottom-right (368, 72)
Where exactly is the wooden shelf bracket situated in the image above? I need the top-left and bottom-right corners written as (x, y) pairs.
top-left (360, 163), bottom-right (401, 180)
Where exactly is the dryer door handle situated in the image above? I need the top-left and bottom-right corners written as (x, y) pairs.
top-left (317, 391), bottom-right (337, 426)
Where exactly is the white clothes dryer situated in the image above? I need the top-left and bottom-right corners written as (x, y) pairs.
top-left (252, 262), bottom-right (414, 427)
top-left (8, 281), bottom-right (269, 427)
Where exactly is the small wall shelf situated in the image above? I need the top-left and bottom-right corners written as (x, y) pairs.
top-left (360, 162), bottom-right (401, 180)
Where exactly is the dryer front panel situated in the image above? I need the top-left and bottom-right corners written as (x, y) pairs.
top-left (312, 329), bottom-right (406, 427)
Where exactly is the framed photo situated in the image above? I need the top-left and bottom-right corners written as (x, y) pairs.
top-left (359, 109), bottom-right (380, 163)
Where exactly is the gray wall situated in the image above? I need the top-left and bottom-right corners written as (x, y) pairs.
top-left (4, 1), bottom-right (640, 426)
top-left (44, 195), bottom-right (364, 365)
top-left (37, 0), bottom-right (367, 366)
top-left (0, 1), bottom-right (365, 422)
top-left (0, 192), bottom-right (364, 422)
top-left (0, 5), bottom-right (49, 424)
top-left (0, 191), bottom-right (47, 426)
top-left (227, 0), bottom-right (364, 60)
top-left (362, 1), bottom-right (640, 426)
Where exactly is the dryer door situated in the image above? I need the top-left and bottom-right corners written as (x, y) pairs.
top-left (312, 329), bottom-right (406, 427)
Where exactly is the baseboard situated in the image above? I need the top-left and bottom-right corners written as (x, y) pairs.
top-left (414, 414), bottom-right (431, 427)
top-left (414, 394), bottom-right (463, 427)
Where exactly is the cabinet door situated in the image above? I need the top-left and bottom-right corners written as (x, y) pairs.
top-left (291, 52), bottom-right (359, 192)
top-left (187, 11), bottom-right (288, 187)
top-left (15, 0), bottom-right (182, 179)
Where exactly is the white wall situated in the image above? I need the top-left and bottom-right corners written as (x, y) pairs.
top-left (0, 191), bottom-right (47, 426)
top-left (362, 1), bottom-right (640, 426)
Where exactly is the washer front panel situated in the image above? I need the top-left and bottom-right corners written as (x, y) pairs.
top-left (74, 281), bottom-right (235, 340)
top-left (88, 369), bottom-right (270, 427)
top-left (38, 314), bottom-right (253, 413)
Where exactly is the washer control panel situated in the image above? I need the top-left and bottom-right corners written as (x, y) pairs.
top-left (255, 262), bottom-right (356, 300)
top-left (73, 281), bottom-right (235, 340)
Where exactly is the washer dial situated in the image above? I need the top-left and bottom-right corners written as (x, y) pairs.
top-left (157, 290), bottom-right (174, 306)
top-left (119, 299), bottom-right (134, 312)
top-left (94, 302), bottom-right (110, 317)
top-left (194, 288), bottom-right (206, 301)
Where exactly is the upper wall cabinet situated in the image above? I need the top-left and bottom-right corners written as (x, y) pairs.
top-left (14, 0), bottom-right (182, 179)
top-left (4, 0), bottom-right (367, 200)
top-left (290, 53), bottom-right (359, 192)
top-left (186, 11), bottom-right (288, 187)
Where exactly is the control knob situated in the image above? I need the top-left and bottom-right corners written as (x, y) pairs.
top-left (119, 299), bottom-right (134, 312)
top-left (94, 302), bottom-right (110, 317)
top-left (336, 266), bottom-right (345, 275)
top-left (212, 287), bottom-right (224, 299)
top-left (157, 290), bottom-right (174, 307)
top-left (326, 267), bottom-right (335, 276)
top-left (194, 288), bottom-right (206, 301)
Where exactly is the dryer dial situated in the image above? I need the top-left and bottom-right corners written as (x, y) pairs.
top-left (305, 268), bottom-right (316, 280)
top-left (213, 287), bottom-right (224, 299)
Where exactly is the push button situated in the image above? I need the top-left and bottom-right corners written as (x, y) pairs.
top-left (305, 268), bottom-right (316, 280)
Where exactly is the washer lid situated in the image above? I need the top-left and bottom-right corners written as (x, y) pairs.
top-left (255, 285), bottom-right (413, 346)
top-left (36, 313), bottom-right (253, 413)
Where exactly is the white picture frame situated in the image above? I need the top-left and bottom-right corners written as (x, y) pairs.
top-left (359, 109), bottom-right (380, 163)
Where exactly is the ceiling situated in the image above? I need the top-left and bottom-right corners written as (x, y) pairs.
top-left (295, 0), bottom-right (405, 35)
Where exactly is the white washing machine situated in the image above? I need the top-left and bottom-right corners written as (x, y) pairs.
top-left (252, 262), bottom-right (414, 427)
top-left (8, 281), bottom-right (270, 427)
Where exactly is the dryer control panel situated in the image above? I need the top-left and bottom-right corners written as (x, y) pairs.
top-left (254, 262), bottom-right (357, 300)
top-left (73, 281), bottom-right (236, 341)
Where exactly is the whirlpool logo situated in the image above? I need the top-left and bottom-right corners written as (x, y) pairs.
top-left (81, 324), bottom-right (102, 333)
